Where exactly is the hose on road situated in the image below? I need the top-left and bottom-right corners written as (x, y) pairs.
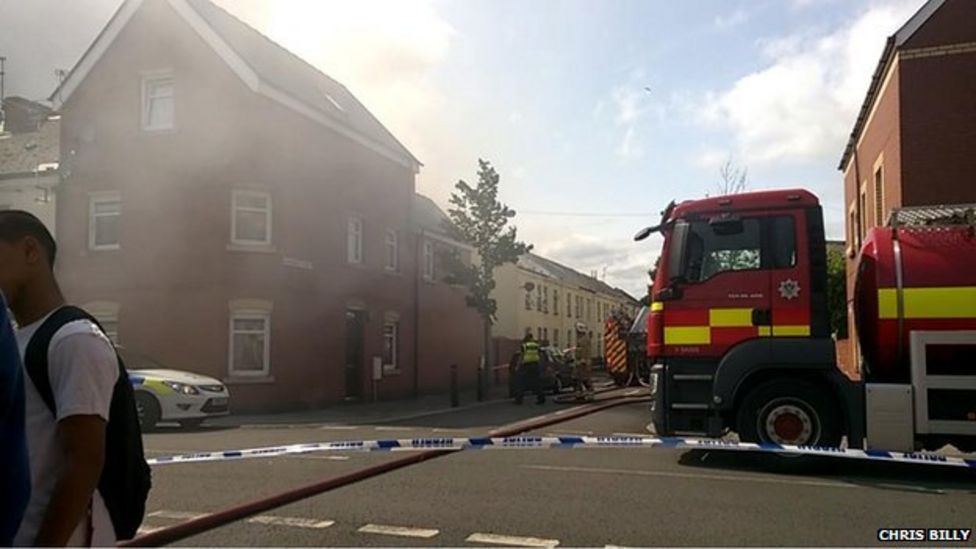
top-left (123, 392), bottom-right (649, 547)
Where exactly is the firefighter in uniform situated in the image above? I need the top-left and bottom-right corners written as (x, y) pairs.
top-left (515, 333), bottom-right (545, 405)
top-left (574, 323), bottom-right (595, 401)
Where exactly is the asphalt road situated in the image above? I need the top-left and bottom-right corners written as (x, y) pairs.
top-left (140, 396), bottom-right (976, 547)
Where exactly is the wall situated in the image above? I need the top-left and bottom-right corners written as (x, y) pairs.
top-left (0, 175), bottom-right (58, 232)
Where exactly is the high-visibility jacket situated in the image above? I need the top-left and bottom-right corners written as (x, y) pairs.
top-left (521, 341), bottom-right (541, 364)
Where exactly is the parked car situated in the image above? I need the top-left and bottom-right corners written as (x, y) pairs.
top-left (508, 345), bottom-right (576, 396)
top-left (541, 346), bottom-right (576, 394)
top-left (118, 349), bottom-right (230, 430)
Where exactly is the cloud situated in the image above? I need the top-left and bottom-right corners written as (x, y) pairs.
top-left (539, 233), bottom-right (656, 297)
top-left (697, 0), bottom-right (924, 166)
top-left (714, 8), bottom-right (750, 30)
top-left (601, 69), bottom-right (656, 160)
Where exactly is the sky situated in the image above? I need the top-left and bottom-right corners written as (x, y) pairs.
top-left (0, 0), bottom-right (927, 297)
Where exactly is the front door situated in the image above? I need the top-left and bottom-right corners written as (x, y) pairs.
top-left (663, 213), bottom-right (772, 358)
top-left (344, 309), bottom-right (365, 399)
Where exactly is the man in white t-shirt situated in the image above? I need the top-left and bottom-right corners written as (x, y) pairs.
top-left (0, 210), bottom-right (118, 546)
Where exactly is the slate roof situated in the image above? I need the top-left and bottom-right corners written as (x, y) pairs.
top-left (411, 193), bottom-right (456, 237)
top-left (0, 119), bottom-right (60, 178)
top-left (183, 0), bottom-right (418, 167)
top-left (518, 253), bottom-right (639, 304)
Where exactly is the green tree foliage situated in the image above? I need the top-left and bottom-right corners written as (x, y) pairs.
top-left (445, 159), bottom-right (532, 366)
top-left (826, 246), bottom-right (849, 339)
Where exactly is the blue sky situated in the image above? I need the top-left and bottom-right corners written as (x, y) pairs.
top-left (0, 0), bottom-right (926, 296)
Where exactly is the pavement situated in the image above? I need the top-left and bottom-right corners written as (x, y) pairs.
top-left (139, 392), bottom-right (976, 547)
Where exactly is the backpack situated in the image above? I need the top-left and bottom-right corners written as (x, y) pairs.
top-left (24, 306), bottom-right (152, 541)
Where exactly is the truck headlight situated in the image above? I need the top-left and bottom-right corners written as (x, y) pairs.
top-left (163, 381), bottom-right (200, 395)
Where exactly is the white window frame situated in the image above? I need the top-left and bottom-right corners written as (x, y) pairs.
top-left (385, 229), bottom-right (399, 271)
top-left (422, 240), bottom-right (435, 281)
top-left (383, 320), bottom-right (399, 372)
top-left (141, 73), bottom-right (175, 131)
top-left (228, 310), bottom-right (271, 378)
top-left (348, 216), bottom-right (364, 264)
top-left (88, 192), bottom-right (122, 251)
top-left (231, 190), bottom-right (272, 246)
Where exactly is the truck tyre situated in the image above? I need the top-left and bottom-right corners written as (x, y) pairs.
top-left (736, 379), bottom-right (842, 447)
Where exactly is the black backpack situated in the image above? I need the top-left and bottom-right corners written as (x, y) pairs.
top-left (24, 306), bottom-right (152, 541)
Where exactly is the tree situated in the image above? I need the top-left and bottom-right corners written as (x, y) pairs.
top-left (826, 246), bottom-right (849, 339)
top-left (717, 157), bottom-right (748, 196)
top-left (444, 159), bottom-right (532, 391)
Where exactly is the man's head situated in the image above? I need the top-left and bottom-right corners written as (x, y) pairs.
top-left (0, 210), bottom-right (57, 304)
top-left (575, 322), bottom-right (586, 334)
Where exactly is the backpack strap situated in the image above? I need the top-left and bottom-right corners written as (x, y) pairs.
top-left (24, 306), bottom-right (104, 417)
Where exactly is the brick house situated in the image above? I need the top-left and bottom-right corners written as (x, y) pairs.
top-left (838, 0), bottom-right (976, 378)
top-left (50, 0), bottom-right (479, 412)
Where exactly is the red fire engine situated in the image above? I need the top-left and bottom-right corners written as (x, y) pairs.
top-left (635, 189), bottom-right (976, 452)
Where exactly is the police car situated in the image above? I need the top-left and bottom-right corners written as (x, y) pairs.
top-left (120, 349), bottom-right (230, 430)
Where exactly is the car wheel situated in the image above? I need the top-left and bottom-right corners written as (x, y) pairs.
top-left (135, 392), bottom-right (161, 432)
top-left (736, 378), bottom-right (842, 447)
top-left (179, 418), bottom-right (205, 429)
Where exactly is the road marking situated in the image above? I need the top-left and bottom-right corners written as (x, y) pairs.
top-left (320, 425), bottom-right (358, 430)
top-left (247, 515), bottom-right (335, 529)
top-left (357, 524), bottom-right (439, 538)
top-left (147, 510), bottom-right (207, 520)
top-left (286, 454), bottom-right (350, 461)
top-left (374, 426), bottom-right (415, 431)
top-left (136, 525), bottom-right (164, 535)
top-left (466, 533), bottom-right (560, 547)
top-left (521, 465), bottom-right (855, 489)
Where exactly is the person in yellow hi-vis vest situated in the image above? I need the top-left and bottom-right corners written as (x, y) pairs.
top-left (515, 333), bottom-right (545, 405)
top-left (574, 323), bottom-right (595, 401)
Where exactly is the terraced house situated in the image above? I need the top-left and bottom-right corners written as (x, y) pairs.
top-left (50, 0), bottom-right (480, 412)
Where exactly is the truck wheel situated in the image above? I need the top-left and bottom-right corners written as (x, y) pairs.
top-left (736, 379), bottom-right (842, 447)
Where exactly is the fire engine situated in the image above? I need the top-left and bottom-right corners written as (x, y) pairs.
top-left (634, 189), bottom-right (976, 453)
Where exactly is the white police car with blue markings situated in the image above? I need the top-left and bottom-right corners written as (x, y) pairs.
top-left (121, 349), bottom-right (230, 431)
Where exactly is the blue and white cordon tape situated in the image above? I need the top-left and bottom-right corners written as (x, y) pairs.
top-left (147, 435), bottom-right (976, 470)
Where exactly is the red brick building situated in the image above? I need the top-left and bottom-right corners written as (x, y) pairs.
top-left (50, 0), bottom-right (480, 412)
top-left (838, 0), bottom-right (976, 377)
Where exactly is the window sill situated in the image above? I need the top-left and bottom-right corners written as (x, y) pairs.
top-left (224, 375), bottom-right (276, 385)
top-left (382, 368), bottom-right (401, 376)
top-left (226, 243), bottom-right (277, 254)
top-left (384, 269), bottom-right (402, 276)
top-left (141, 126), bottom-right (177, 135)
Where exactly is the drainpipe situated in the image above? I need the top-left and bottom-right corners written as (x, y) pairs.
top-left (412, 228), bottom-right (422, 398)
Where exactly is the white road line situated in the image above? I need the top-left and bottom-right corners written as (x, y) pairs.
top-left (319, 425), bottom-right (358, 430)
top-left (286, 454), bottom-right (350, 461)
top-left (374, 426), bottom-right (415, 431)
top-left (521, 465), bottom-right (854, 489)
top-left (357, 524), bottom-right (439, 538)
top-left (247, 515), bottom-right (335, 529)
top-left (466, 532), bottom-right (560, 547)
top-left (147, 510), bottom-right (207, 520)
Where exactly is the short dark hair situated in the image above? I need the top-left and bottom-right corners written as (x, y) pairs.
top-left (0, 210), bottom-right (57, 267)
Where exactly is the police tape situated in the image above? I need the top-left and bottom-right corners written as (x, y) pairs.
top-left (146, 435), bottom-right (976, 469)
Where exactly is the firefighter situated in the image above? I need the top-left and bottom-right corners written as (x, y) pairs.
top-left (515, 333), bottom-right (545, 405)
top-left (574, 323), bottom-right (595, 401)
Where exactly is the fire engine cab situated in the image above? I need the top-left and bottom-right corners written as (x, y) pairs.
top-left (635, 189), bottom-right (976, 453)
